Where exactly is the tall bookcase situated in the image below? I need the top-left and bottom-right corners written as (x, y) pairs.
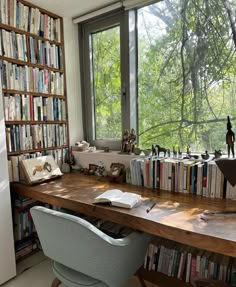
top-left (0, 0), bottom-right (69, 165)
top-left (0, 0), bottom-right (69, 266)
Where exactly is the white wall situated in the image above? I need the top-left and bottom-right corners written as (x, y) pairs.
top-left (0, 81), bottom-right (16, 284)
top-left (74, 151), bottom-right (137, 171)
top-left (63, 17), bottom-right (84, 145)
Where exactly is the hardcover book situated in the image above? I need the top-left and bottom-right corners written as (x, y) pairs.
top-left (93, 189), bottom-right (141, 209)
top-left (20, 155), bottom-right (62, 185)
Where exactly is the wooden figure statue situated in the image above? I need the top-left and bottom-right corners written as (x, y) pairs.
top-left (121, 129), bottom-right (130, 153)
top-left (226, 116), bottom-right (235, 158)
top-left (129, 128), bottom-right (136, 153)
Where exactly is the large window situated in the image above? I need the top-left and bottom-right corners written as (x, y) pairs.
top-left (80, 0), bottom-right (236, 153)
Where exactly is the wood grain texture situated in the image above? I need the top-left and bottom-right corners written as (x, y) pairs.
top-left (11, 173), bottom-right (236, 257)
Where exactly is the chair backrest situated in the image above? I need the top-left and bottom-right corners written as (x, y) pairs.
top-left (30, 206), bottom-right (151, 287)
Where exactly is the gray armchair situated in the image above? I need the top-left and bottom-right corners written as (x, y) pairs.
top-left (30, 206), bottom-right (151, 287)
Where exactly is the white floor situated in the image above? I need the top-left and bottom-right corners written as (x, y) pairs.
top-left (2, 252), bottom-right (144, 287)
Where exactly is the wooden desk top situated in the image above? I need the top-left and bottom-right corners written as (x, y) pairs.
top-left (11, 173), bottom-right (236, 257)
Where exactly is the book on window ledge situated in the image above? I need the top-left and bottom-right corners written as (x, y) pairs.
top-left (93, 189), bottom-right (141, 209)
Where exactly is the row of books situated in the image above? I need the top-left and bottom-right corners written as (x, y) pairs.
top-left (0, 60), bottom-right (64, 95)
top-left (8, 148), bottom-right (67, 182)
top-left (129, 157), bottom-right (235, 199)
top-left (0, 29), bottom-right (62, 69)
top-left (144, 238), bottom-right (236, 285)
top-left (4, 94), bottom-right (66, 121)
top-left (15, 236), bottom-right (39, 261)
top-left (6, 123), bottom-right (67, 152)
top-left (0, 29), bottom-right (27, 61)
top-left (29, 37), bottom-right (62, 69)
top-left (13, 196), bottom-right (51, 260)
top-left (14, 206), bottom-right (36, 241)
top-left (0, 0), bottom-right (61, 42)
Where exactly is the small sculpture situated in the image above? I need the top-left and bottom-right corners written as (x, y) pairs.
top-left (214, 149), bottom-right (222, 159)
top-left (186, 144), bottom-right (191, 157)
top-left (184, 145), bottom-right (199, 159)
top-left (167, 149), bottom-right (171, 157)
top-left (121, 129), bottom-right (130, 153)
top-left (129, 128), bottom-right (136, 153)
top-left (173, 146), bottom-right (177, 157)
top-left (201, 150), bottom-right (209, 160)
top-left (226, 116), bottom-right (235, 158)
top-left (121, 128), bottom-right (136, 154)
top-left (152, 144), bottom-right (168, 157)
top-left (178, 146), bottom-right (182, 158)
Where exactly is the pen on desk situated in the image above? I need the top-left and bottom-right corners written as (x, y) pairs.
top-left (146, 202), bottom-right (156, 213)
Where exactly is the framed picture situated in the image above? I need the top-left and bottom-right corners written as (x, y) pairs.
top-left (20, 155), bottom-right (63, 185)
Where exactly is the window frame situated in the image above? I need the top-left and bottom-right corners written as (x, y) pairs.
top-left (79, 9), bottom-right (138, 150)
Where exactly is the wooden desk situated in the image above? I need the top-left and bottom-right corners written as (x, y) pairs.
top-left (11, 173), bottom-right (236, 257)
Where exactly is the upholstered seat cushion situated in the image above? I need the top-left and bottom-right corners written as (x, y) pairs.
top-left (53, 261), bottom-right (108, 287)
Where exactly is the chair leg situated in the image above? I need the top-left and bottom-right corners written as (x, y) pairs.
top-left (136, 268), bottom-right (147, 287)
top-left (51, 277), bottom-right (61, 287)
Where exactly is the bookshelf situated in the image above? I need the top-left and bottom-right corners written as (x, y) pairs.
top-left (0, 0), bottom-right (69, 264)
top-left (0, 0), bottom-right (69, 163)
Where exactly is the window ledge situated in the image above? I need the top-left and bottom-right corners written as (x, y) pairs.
top-left (73, 150), bottom-right (138, 170)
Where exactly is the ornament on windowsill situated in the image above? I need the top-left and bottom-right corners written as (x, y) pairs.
top-left (120, 128), bottom-right (136, 154)
top-left (226, 116), bottom-right (235, 158)
top-left (201, 150), bottom-right (210, 160)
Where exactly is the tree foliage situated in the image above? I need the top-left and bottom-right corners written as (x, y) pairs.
top-left (92, 26), bottom-right (121, 140)
top-left (91, 0), bottom-right (236, 153)
top-left (138, 0), bottom-right (236, 152)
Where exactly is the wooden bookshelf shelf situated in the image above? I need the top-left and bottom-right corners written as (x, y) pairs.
top-left (15, 248), bottom-right (41, 263)
top-left (8, 145), bottom-right (68, 156)
top-left (2, 0), bottom-right (69, 161)
top-left (0, 23), bottom-right (62, 46)
top-left (140, 268), bottom-right (191, 287)
top-left (0, 55), bottom-right (63, 72)
top-left (19, 0), bottom-right (62, 19)
top-left (0, 0), bottom-right (69, 268)
top-left (2, 89), bottom-right (65, 98)
top-left (5, 120), bottom-right (67, 125)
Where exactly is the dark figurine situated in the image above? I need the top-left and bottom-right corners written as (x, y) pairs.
top-left (226, 116), bottom-right (235, 158)
top-left (178, 146), bottom-right (182, 158)
top-left (167, 149), bottom-right (171, 157)
top-left (186, 144), bottom-right (191, 157)
top-left (173, 146), bottom-right (177, 157)
top-left (152, 144), bottom-right (157, 156)
top-left (121, 129), bottom-right (130, 153)
top-left (153, 144), bottom-right (168, 157)
top-left (201, 150), bottom-right (209, 160)
top-left (214, 149), bottom-right (222, 159)
top-left (121, 128), bottom-right (136, 154)
top-left (184, 145), bottom-right (199, 159)
top-left (129, 128), bottom-right (136, 153)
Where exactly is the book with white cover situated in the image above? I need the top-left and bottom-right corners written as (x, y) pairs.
top-left (20, 155), bottom-right (62, 184)
top-left (93, 189), bottom-right (141, 209)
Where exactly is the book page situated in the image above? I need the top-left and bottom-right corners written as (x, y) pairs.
top-left (93, 189), bottom-right (123, 203)
top-left (111, 192), bottom-right (141, 209)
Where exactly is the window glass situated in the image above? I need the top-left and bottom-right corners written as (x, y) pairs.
top-left (91, 26), bottom-right (122, 140)
top-left (138, 0), bottom-right (236, 152)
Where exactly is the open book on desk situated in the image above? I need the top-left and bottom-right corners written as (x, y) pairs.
top-left (93, 189), bottom-right (141, 209)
